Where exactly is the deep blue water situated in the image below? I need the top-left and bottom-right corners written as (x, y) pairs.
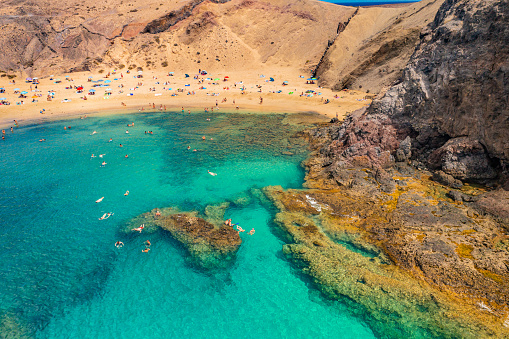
top-left (0, 112), bottom-right (375, 338)
top-left (319, 0), bottom-right (420, 6)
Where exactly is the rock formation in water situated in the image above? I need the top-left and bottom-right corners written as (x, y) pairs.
top-left (125, 207), bottom-right (241, 269)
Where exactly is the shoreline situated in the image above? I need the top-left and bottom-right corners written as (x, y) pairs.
top-left (0, 69), bottom-right (371, 129)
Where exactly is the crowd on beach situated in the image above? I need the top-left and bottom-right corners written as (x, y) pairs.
top-left (0, 67), bottom-right (372, 135)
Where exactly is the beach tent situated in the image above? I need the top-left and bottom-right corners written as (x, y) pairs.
top-left (269, 77), bottom-right (274, 82)
top-left (185, 74), bottom-right (190, 78)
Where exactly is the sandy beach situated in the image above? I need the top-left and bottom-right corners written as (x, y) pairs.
top-left (0, 67), bottom-right (371, 129)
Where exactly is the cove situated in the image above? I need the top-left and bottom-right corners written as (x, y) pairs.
top-left (0, 111), bottom-right (374, 338)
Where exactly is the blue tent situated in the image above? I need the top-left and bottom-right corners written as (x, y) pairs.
top-left (269, 77), bottom-right (274, 82)
top-left (185, 74), bottom-right (190, 78)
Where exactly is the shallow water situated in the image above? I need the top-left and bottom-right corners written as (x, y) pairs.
top-left (0, 112), bottom-right (375, 338)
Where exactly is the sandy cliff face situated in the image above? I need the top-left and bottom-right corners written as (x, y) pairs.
top-left (324, 0), bottom-right (509, 187)
top-left (0, 0), bottom-right (355, 76)
top-left (314, 0), bottom-right (447, 94)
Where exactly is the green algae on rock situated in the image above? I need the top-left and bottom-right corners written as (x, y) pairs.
top-left (125, 207), bottom-right (241, 269)
top-left (264, 185), bottom-right (509, 338)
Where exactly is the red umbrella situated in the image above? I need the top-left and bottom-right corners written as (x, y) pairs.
top-left (77, 86), bottom-right (84, 90)
top-left (224, 76), bottom-right (229, 78)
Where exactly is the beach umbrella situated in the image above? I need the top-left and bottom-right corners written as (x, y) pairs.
top-left (88, 76), bottom-right (93, 79)
top-left (56, 79), bottom-right (61, 81)
top-left (26, 77), bottom-right (32, 81)
top-left (214, 78), bottom-right (220, 81)
top-left (224, 76), bottom-right (229, 78)
top-left (32, 95), bottom-right (38, 98)
top-left (0, 97), bottom-right (6, 100)
top-left (283, 81), bottom-right (289, 83)
top-left (104, 80), bottom-right (111, 83)
top-left (138, 71), bottom-right (143, 74)
top-left (21, 91), bottom-right (28, 94)
top-left (13, 88), bottom-right (20, 91)
top-left (185, 74), bottom-right (190, 78)
top-left (33, 77), bottom-right (38, 80)
top-left (269, 77), bottom-right (274, 82)
top-left (77, 86), bottom-right (83, 90)
top-left (89, 89), bottom-right (96, 92)
top-left (65, 75), bottom-right (69, 78)
top-left (105, 88), bottom-right (112, 91)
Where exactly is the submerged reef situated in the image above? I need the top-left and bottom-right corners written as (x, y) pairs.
top-left (124, 206), bottom-right (241, 269)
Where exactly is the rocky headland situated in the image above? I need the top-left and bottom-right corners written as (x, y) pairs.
top-left (262, 0), bottom-right (509, 337)
top-left (124, 206), bottom-right (241, 269)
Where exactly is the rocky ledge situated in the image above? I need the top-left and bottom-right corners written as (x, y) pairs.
top-left (125, 207), bottom-right (241, 269)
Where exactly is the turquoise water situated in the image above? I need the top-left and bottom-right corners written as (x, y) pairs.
top-left (0, 112), bottom-right (375, 338)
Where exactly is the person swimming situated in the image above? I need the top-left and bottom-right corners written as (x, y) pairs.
top-left (91, 154), bottom-right (96, 158)
top-left (109, 138), bottom-right (112, 142)
top-left (248, 228), bottom-right (255, 235)
top-left (91, 131), bottom-right (97, 135)
top-left (125, 130), bottom-right (129, 134)
top-left (39, 139), bottom-right (46, 142)
top-left (124, 190), bottom-right (129, 196)
top-left (99, 213), bottom-right (108, 220)
top-left (96, 197), bottom-right (104, 203)
top-left (236, 225), bottom-right (245, 233)
top-left (208, 170), bottom-right (217, 176)
top-left (125, 154), bottom-right (128, 158)
top-left (101, 161), bottom-right (107, 166)
top-left (145, 240), bottom-right (151, 247)
top-left (99, 154), bottom-right (105, 158)
top-left (115, 241), bottom-right (124, 248)
top-left (142, 248), bottom-right (150, 253)
top-left (132, 224), bottom-right (145, 233)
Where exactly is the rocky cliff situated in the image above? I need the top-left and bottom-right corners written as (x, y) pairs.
top-left (323, 0), bottom-right (509, 188)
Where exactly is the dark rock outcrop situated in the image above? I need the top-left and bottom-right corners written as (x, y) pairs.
top-left (325, 0), bottom-right (509, 185)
